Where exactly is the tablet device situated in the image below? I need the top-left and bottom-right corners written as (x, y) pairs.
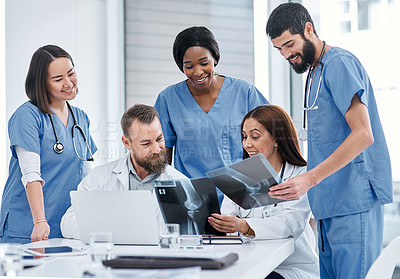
top-left (24, 246), bottom-right (86, 257)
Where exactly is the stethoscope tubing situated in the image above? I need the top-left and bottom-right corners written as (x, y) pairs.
top-left (48, 101), bottom-right (93, 161)
top-left (300, 41), bottom-right (327, 141)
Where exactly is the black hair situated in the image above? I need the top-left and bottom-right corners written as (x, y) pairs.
top-left (25, 45), bottom-right (74, 114)
top-left (266, 2), bottom-right (317, 39)
top-left (173, 26), bottom-right (220, 73)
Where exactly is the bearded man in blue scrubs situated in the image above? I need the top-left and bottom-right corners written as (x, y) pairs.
top-left (266, 3), bottom-right (392, 279)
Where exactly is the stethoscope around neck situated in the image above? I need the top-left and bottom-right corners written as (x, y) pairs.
top-left (299, 41), bottom-right (326, 141)
top-left (48, 102), bottom-right (94, 161)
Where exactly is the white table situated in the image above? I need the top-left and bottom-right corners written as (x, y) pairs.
top-left (200, 238), bottom-right (294, 279)
top-left (18, 237), bottom-right (294, 279)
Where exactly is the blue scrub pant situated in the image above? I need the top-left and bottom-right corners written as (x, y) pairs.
top-left (318, 203), bottom-right (383, 279)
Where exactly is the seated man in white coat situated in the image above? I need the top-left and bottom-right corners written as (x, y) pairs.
top-left (61, 104), bottom-right (186, 239)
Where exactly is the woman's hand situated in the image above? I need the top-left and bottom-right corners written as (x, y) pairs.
top-left (208, 213), bottom-right (251, 234)
top-left (31, 221), bottom-right (50, 242)
top-left (25, 181), bottom-right (49, 242)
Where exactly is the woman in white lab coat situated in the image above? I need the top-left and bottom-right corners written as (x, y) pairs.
top-left (208, 105), bottom-right (319, 279)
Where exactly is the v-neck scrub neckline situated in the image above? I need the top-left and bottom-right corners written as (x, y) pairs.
top-left (183, 75), bottom-right (228, 115)
top-left (155, 76), bottom-right (269, 187)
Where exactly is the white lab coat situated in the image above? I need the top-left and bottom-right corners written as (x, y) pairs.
top-left (222, 163), bottom-right (319, 279)
top-left (61, 152), bottom-right (187, 239)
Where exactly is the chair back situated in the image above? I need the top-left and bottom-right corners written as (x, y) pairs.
top-left (365, 235), bottom-right (400, 279)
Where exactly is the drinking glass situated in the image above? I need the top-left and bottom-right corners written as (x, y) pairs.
top-left (89, 232), bottom-right (114, 266)
top-left (159, 224), bottom-right (180, 249)
top-left (0, 243), bottom-right (22, 276)
top-left (240, 234), bottom-right (255, 247)
top-left (179, 235), bottom-right (203, 248)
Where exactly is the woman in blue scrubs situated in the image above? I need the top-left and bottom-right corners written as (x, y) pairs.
top-left (155, 26), bottom-right (268, 203)
top-left (0, 45), bottom-right (97, 243)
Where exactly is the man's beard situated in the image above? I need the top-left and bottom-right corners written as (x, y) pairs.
top-left (288, 38), bottom-right (316, 74)
top-left (133, 149), bottom-right (168, 174)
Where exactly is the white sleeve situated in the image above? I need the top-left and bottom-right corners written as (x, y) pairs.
top-left (221, 195), bottom-right (240, 216)
top-left (245, 165), bottom-right (311, 240)
top-left (84, 161), bottom-right (93, 176)
top-left (60, 166), bottom-right (103, 239)
top-left (60, 205), bottom-right (81, 239)
top-left (15, 145), bottom-right (45, 188)
top-left (246, 195), bottom-right (312, 240)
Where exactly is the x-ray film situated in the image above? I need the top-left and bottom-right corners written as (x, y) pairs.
top-left (206, 154), bottom-right (284, 209)
top-left (154, 178), bottom-right (224, 236)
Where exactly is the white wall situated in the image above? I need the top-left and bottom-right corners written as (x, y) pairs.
top-left (2, 0), bottom-right (125, 191)
top-left (1, 0), bottom-right (6, 187)
top-left (266, 0), bottom-right (293, 113)
top-left (124, 0), bottom-right (257, 106)
top-left (253, 0), bottom-right (269, 100)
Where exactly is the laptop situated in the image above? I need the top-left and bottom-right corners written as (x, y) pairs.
top-left (70, 190), bottom-right (159, 245)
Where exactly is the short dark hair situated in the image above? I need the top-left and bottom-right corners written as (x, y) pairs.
top-left (25, 45), bottom-right (74, 114)
top-left (241, 105), bottom-right (306, 166)
top-left (266, 2), bottom-right (317, 39)
top-left (121, 104), bottom-right (160, 139)
top-left (173, 26), bottom-right (220, 73)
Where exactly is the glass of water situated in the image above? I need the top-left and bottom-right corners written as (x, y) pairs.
top-left (89, 232), bottom-right (114, 266)
top-left (179, 235), bottom-right (203, 248)
top-left (0, 243), bottom-right (23, 276)
top-left (159, 223), bottom-right (180, 249)
top-left (240, 234), bottom-right (255, 247)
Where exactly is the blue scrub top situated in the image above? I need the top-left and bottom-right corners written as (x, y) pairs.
top-left (154, 76), bottom-right (269, 181)
top-left (306, 47), bottom-right (393, 220)
top-left (0, 101), bottom-right (97, 241)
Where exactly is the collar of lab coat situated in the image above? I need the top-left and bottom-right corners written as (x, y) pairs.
top-left (111, 152), bottom-right (131, 189)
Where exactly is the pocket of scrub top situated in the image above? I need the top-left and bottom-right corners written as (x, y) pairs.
top-left (222, 124), bottom-right (242, 162)
top-left (0, 212), bottom-right (8, 236)
top-left (314, 99), bottom-right (348, 144)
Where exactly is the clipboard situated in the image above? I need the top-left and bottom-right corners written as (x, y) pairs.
top-left (202, 236), bottom-right (243, 245)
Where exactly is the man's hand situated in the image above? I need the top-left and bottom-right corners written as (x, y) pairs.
top-left (269, 172), bottom-right (316, 200)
